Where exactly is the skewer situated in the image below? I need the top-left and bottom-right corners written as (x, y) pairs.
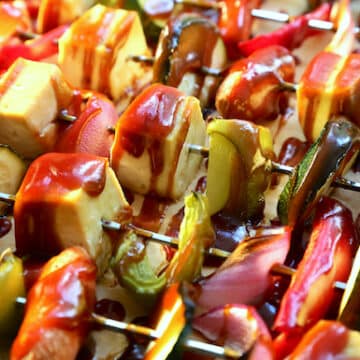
top-left (58, 109), bottom-right (77, 123)
top-left (187, 144), bottom-right (360, 192)
top-left (14, 296), bottom-right (243, 359)
top-left (0, 188), bottom-right (346, 291)
top-left (174, 1), bottom-right (360, 36)
top-left (0, 191), bottom-right (282, 260)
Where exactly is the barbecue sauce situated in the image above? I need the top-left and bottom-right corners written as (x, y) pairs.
top-left (153, 13), bottom-right (219, 88)
top-left (67, 7), bottom-right (134, 96)
top-left (111, 84), bottom-right (186, 194)
top-left (0, 217), bottom-right (11, 238)
top-left (11, 247), bottom-right (96, 359)
top-left (14, 153), bottom-right (107, 256)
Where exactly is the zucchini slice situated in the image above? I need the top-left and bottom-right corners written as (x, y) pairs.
top-left (0, 248), bottom-right (25, 337)
top-left (153, 13), bottom-right (227, 107)
top-left (277, 117), bottom-right (360, 226)
top-left (0, 145), bottom-right (26, 212)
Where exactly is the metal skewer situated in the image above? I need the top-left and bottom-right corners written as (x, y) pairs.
top-left (0, 188), bottom-right (346, 291)
top-left (187, 144), bottom-right (360, 192)
top-left (14, 296), bottom-right (243, 359)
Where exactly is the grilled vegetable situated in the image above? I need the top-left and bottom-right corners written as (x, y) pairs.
top-left (165, 192), bottom-right (215, 283)
top-left (55, 92), bottom-right (118, 158)
top-left (153, 13), bottom-right (227, 107)
top-left (288, 321), bottom-right (360, 359)
top-left (277, 118), bottom-right (360, 226)
top-left (113, 192), bottom-right (214, 299)
top-left (193, 304), bottom-right (273, 356)
top-left (206, 119), bottom-right (274, 222)
top-left (197, 227), bottom-right (291, 310)
top-left (219, 0), bottom-right (262, 59)
top-left (216, 45), bottom-right (296, 122)
top-left (238, 3), bottom-right (331, 56)
top-left (0, 249), bottom-right (25, 337)
top-left (297, 0), bottom-right (355, 141)
top-left (275, 197), bottom-right (357, 332)
top-left (10, 247), bottom-right (96, 360)
top-left (0, 25), bottom-right (68, 74)
top-left (144, 283), bottom-right (195, 360)
top-left (112, 231), bottom-right (167, 302)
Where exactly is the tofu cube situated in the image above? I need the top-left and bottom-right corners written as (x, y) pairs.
top-left (0, 58), bottom-right (74, 159)
top-left (58, 4), bottom-right (151, 102)
top-left (110, 84), bottom-right (206, 199)
top-left (37, 0), bottom-right (95, 33)
top-left (14, 153), bottom-right (132, 274)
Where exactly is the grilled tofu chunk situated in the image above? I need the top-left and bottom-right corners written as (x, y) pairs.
top-left (37, 0), bottom-right (95, 33)
top-left (58, 4), bottom-right (151, 102)
top-left (0, 58), bottom-right (74, 159)
top-left (110, 84), bottom-right (206, 199)
top-left (14, 153), bottom-right (132, 274)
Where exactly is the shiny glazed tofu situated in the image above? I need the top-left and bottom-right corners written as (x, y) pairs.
top-left (0, 58), bottom-right (74, 159)
top-left (37, 0), bottom-right (95, 33)
top-left (14, 153), bottom-right (132, 274)
top-left (58, 4), bottom-right (150, 102)
top-left (110, 84), bottom-right (206, 199)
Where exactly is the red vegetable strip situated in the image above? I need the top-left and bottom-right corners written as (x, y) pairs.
top-left (288, 321), bottom-right (358, 359)
top-left (218, 0), bottom-right (262, 59)
top-left (0, 24), bottom-right (68, 73)
top-left (197, 227), bottom-right (291, 310)
top-left (193, 304), bottom-right (272, 354)
top-left (237, 3), bottom-right (331, 57)
top-left (11, 247), bottom-right (96, 360)
top-left (274, 197), bottom-right (357, 333)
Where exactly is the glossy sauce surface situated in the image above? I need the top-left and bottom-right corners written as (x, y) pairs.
top-left (153, 14), bottom-right (219, 87)
top-left (10, 247), bottom-right (96, 359)
top-left (15, 153), bottom-right (107, 256)
top-left (111, 84), bottom-right (185, 192)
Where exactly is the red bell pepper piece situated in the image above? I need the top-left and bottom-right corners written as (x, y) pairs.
top-left (237, 3), bottom-right (331, 57)
top-left (55, 92), bottom-right (118, 159)
top-left (11, 247), bottom-right (97, 360)
top-left (297, 0), bottom-right (356, 141)
top-left (0, 24), bottom-right (68, 73)
top-left (24, 0), bottom-right (40, 20)
top-left (274, 197), bottom-right (358, 334)
top-left (288, 320), bottom-right (360, 359)
top-left (218, 0), bottom-right (262, 59)
top-left (197, 227), bottom-right (291, 310)
top-left (193, 304), bottom-right (273, 356)
top-left (215, 45), bottom-right (295, 122)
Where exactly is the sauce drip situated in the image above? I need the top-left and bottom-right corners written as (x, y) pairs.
top-left (278, 137), bottom-right (310, 167)
top-left (154, 14), bottom-right (219, 87)
top-left (111, 84), bottom-right (185, 194)
top-left (133, 195), bottom-right (170, 233)
top-left (0, 216), bottom-right (11, 237)
top-left (14, 153), bottom-right (107, 256)
top-left (211, 212), bottom-right (249, 253)
top-left (95, 299), bottom-right (126, 322)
